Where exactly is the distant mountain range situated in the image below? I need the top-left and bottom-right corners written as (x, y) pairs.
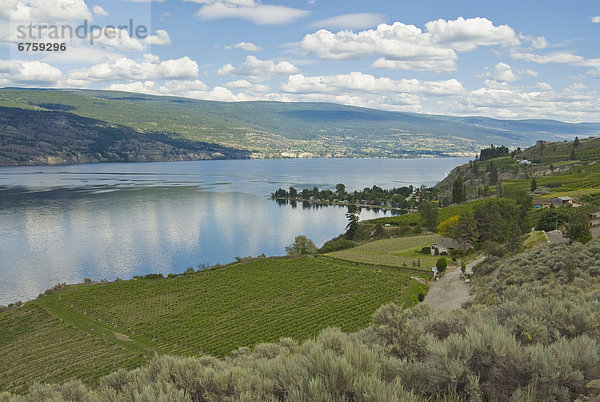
top-left (0, 88), bottom-right (599, 165)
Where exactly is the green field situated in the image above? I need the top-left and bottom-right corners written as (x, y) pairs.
top-left (0, 256), bottom-right (425, 394)
top-left (0, 304), bottom-right (145, 393)
top-left (503, 162), bottom-right (600, 199)
top-left (326, 234), bottom-right (439, 269)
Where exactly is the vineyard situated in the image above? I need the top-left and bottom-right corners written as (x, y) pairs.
top-left (0, 304), bottom-right (145, 393)
top-left (1, 256), bottom-right (424, 394)
top-left (326, 234), bottom-right (440, 270)
top-left (503, 162), bottom-right (600, 199)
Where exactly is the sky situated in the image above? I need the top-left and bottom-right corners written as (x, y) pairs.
top-left (1, 0), bottom-right (600, 122)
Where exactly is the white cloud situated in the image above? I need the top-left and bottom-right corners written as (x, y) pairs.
top-left (520, 34), bottom-right (549, 49)
top-left (492, 62), bottom-right (517, 82)
top-left (425, 17), bottom-right (519, 51)
top-left (281, 72), bottom-right (464, 96)
top-left (592, 16), bottom-right (600, 23)
top-left (1, 0), bottom-right (92, 21)
top-left (520, 69), bottom-right (538, 77)
top-left (300, 18), bottom-right (518, 72)
top-left (536, 82), bottom-right (552, 91)
top-left (371, 58), bottom-right (456, 73)
top-left (224, 42), bottom-right (262, 51)
top-left (91, 28), bottom-right (146, 51)
top-left (70, 54), bottom-right (199, 81)
top-left (144, 29), bottom-right (171, 45)
top-left (224, 79), bottom-right (252, 88)
top-left (511, 50), bottom-right (600, 68)
top-left (484, 79), bottom-right (509, 89)
top-left (190, 0), bottom-right (309, 25)
top-left (218, 55), bottom-right (299, 81)
top-left (310, 13), bottom-right (386, 30)
top-left (300, 22), bottom-right (457, 72)
top-left (0, 60), bottom-right (62, 84)
top-left (460, 83), bottom-right (600, 121)
top-left (41, 45), bottom-right (122, 64)
top-left (106, 80), bottom-right (254, 102)
top-left (88, 28), bottom-right (172, 51)
top-left (92, 5), bottom-right (108, 16)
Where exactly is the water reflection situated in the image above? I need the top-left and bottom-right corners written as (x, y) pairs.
top-left (0, 185), bottom-right (386, 304)
top-left (0, 158), bottom-right (469, 305)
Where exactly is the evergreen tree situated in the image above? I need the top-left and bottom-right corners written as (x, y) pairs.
top-left (531, 179), bottom-right (537, 192)
top-left (418, 201), bottom-right (438, 232)
top-left (574, 136), bottom-right (580, 146)
top-left (453, 212), bottom-right (479, 245)
top-left (489, 162), bottom-right (498, 185)
top-left (345, 205), bottom-right (360, 240)
top-left (565, 208), bottom-right (592, 244)
top-left (452, 176), bottom-right (467, 204)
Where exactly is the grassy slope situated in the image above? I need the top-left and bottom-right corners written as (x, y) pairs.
top-left (326, 234), bottom-right (439, 269)
top-left (0, 256), bottom-right (426, 394)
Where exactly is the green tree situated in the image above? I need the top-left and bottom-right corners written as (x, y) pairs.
top-left (565, 208), bottom-right (592, 244)
top-left (531, 179), bottom-right (537, 192)
top-left (504, 187), bottom-right (533, 232)
top-left (489, 162), bottom-right (498, 185)
top-left (335, 183), bottom-right (346, 198)
top-left (345, 205), bottom-right (360, 240)
top-left (474, 198), bottom-right (521, 243)
top-left (418, 201), bottom-right (438, 232)
top-left (285, 235), bottom-right (317, 255)
top-left (453, 212), bottom-right (479, 245)
top-left (436, 257), bottom-right (448, 273)
top-left (288, 186), bottom-right (297, 198)
top-left (536, 208), bottom-right (571, 231)
top-left (452, 176), bottom-right (467, 204)
top-left (505, 224), bottom-right (524, 254)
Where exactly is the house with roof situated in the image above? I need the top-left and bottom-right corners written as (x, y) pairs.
top-left (430, 237), bottom-right (468, 255)
top-left (589, 209), bottom-right (600, 227)
top-left (552, 196), bottom-right (573, 207)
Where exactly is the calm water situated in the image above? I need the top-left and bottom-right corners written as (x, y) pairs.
top-left (0, 158), bottom-right (468, 305)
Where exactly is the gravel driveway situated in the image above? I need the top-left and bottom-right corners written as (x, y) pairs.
top-left (423, 256), bottom-right (486, 311)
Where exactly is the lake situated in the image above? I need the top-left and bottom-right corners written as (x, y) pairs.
top-left (0, 157), bottom-right (469, 305)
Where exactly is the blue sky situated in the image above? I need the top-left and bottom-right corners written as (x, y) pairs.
top-left (1, 0), bottom-right (600, 121)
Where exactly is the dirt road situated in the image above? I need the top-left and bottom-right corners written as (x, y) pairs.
top-left (424, 256), bottom-right (486, 311)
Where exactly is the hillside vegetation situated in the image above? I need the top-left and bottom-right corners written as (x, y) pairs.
top-left (3, 241), bottom-right (600, 401)
top-left (0, 256), bottom-right (426, 394)
top-left (0, 106), bottom-right (249, 165)
top-left (2, 88), bottom-right (600, 164)
top-left (435, 137), bottom-right (600, 203)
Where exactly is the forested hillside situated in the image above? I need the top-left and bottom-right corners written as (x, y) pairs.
top-left (2, 88), bottom-right (599, 163)
top-left (0, 107), bottom-right (250, 165)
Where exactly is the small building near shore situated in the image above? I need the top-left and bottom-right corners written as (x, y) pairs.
top-left (552, 196), bottom-right (573, 207)
top-left (431, 237), bottom-right (468, 255)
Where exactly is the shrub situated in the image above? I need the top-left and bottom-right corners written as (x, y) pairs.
top-left (436, 257), bottom-right (447, 273)
top-left (143, 273), bottom-right (164, 280)
top-left (286, 235), bottom-right (318, 256)
top-left (319, 238), bottom-right (356, 254)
